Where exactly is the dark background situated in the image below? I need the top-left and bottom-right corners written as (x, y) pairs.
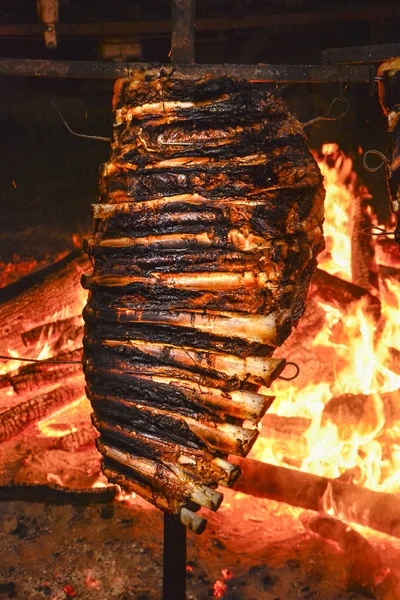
top-left (0, 0), bottom-right (397, 261)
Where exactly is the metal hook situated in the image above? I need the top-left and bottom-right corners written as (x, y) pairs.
top-left (277, 361), bottom-right (300, 381)
top-left (51, 101), bottom-right (111, 143)
top-left (362, 149), bottom-right (390, 173)
top-left (302, 96), bottom-right (350, 128)
top-left (363, 225), bottom-right (394, 237)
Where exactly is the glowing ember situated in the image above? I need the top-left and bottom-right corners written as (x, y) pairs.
top-left (252, 143), bottom-right (400, 499)
top-left (213, 579), bottom-right (227, 598)
top-left (37, 397), bottom-right (89, 438)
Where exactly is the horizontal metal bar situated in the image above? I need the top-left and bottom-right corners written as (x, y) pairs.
top-left (322, 43), bottom-right (400, 65)
top-left (0, 58), bottom-right (374, 83)
top-left (1, 5), bottom-right (400, 38)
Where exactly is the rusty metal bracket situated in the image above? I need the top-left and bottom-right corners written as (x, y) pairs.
top-left (36, 0), bottom-right (58, 49)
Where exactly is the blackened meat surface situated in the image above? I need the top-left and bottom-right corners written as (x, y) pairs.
top-left (378, 58), bottom-right (400, 245)
top-left (83, 71), bottom-right (325, 532)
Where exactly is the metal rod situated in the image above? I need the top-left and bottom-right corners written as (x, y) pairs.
top-left (322, 42), bottom-right (400, 65)
top-left (0, 58), bottom-right (374, 83)
top-left (171, 0), bottom-right (195, 64)
top-left (163, 513), bottom-right (187, 600)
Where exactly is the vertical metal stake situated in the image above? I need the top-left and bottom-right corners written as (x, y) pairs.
top-left (163, 513), bottom-right (187, 600)
top-left (171, 0), bottom-right (196, 64)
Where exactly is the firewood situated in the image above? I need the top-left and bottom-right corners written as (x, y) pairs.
top-left (350, 196), bottom-right (379, 292)
top-left (376, 237), bottom-right (400, 267)
top-left (233, 457), bottom-right (400, 538)
top-left (262, 413), bottom-right (311, 437)
top-left (386, 347), bottom-right (400, 376)
top-left (322, 389), bottom-right (400, 433)
top-left (0, 250), bottom-right (90, 364)
top-left (21, 317), bottom-right (83, 356)
top-left (0, 348), bottom-right (82, 396)
top-left (0, 377), bottom-right (85, 442)
top-left (56, 424), bottom-right (97, 453)
top-left (378, 264), bottom-right (400, 281)
top-left (310, 268), bottom-right (381, 317)
top-left (303, 515), bottom-right (398, 598)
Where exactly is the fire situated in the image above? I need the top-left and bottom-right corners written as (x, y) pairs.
top-left (252, 143), bottom-right (400, 498)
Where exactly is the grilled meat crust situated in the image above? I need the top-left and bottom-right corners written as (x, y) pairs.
top-left (82, 72), bottom-right (325, 531)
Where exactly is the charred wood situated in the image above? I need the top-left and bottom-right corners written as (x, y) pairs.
top-left (350, 196), bottom-right (379, 293)
top-left (0, 377), bottom-right (85, 443)
top-left (21, 317), bottom-right (83, 356)
top-left (304, 515), bottom-right (400, 598)
top-left (55, 424), bottom-right (97, 453)
top-left (310, 268), bottom-right (381, 317)
top-left (0, 250), bottom-right (89, 364)
top-left (0, 348), bottom-right (82, 396)
top-left (233, 458), bottom-right (400, 538)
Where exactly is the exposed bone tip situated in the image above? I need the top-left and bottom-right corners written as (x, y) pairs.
top-left (180, 507), bottom-right (207, 534)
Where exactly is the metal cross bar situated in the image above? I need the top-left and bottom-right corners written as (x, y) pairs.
top-left (322, 43), bottom-right (400, 65)
top-left (0, 58), bottom-right (375, 83)
top-left (171, 0), bottom-right (196, 64)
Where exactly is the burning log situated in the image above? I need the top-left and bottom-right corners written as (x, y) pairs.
top-left (322, 389), bottom-right (400, 433)
top-left (376, 237), bottom-right (400, 266)
top-left (0, 249), bottom-right (89, 363)
top-left (386, 347), bottom-right (400, 376)
top-left (0, 348), bottom-right (82, 396)
top-left (56, 424), bottom-right (97, 453)
top-left (21, 316), bottom-right (83, 355)
top-left (350, 195), bottom-right (379, 293)
top-left (304, 515), bottom-right (400, 598)
top-left (310, 268), bottom-right (381, 316)
top-left (0, 377), bottom-right (85, 443)
top-left (233, 457), bottom-right (400, 538)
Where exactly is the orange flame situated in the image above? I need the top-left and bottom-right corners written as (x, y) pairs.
top-left (252, 143), bottom-right (400, 499)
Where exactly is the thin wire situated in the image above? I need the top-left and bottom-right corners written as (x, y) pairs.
top-left (277, 361), bottom-right (300, 381)
top-left (0, 354), bottom-right (81, 365)
top-left (363, 226), bottom-right (394, 237)
top-left (51, 101), bottom-right (111, 143)
top-left (302, 96), bottom-right (350, 128)
top-left (363, 149), bottom-right (390, 173)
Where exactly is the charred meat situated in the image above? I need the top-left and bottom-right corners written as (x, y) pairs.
top-left (82, 71), bottom-right (325, 532)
